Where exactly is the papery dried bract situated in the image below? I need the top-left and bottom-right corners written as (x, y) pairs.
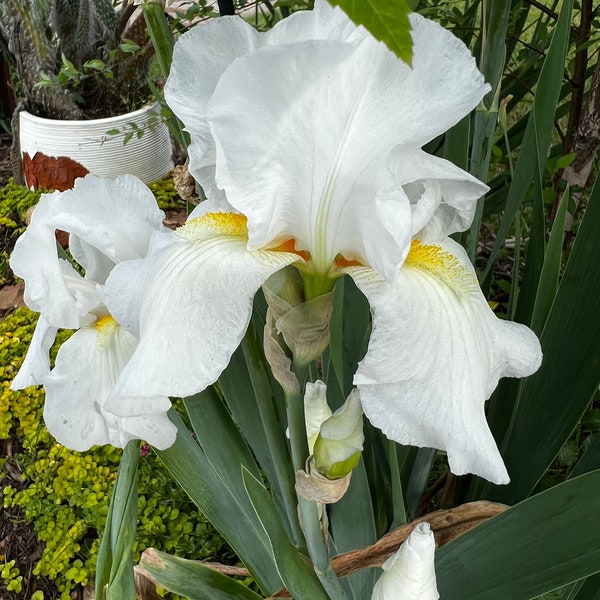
top-left (295, 460), bottom-right (352, 504)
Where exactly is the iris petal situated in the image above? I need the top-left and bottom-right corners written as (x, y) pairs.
top-left (9, 174), bottom-right (165, 329)
top-left (351, 238), bottom-right (542, 484)
top-left (165, 1), bottom-right (364, 198)
top-left (11, 315), bottom-right (57, 389)
top-left (43, 318), bottom-right (175, 451)
top-left (105, 217), bottom-right (299, 399)
top-left (390, 148), bottom-right (489, 240)
top-left (47, 174), bottom-right (167, 277)
top-left (165, 17), bottom-right (259, 198)
top-left (10, 191), bottom-right (98, 329)
top-left (206, 16), bottom-right (488, 278)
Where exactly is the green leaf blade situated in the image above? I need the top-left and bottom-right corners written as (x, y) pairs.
top-left (490, 169), bottom-right (600, 504)
top-left (241, 468), bottom-right (331, 600)
top-left (481, 0), bottom-right (574, 283)
top-left (529, 187), bottom-right (569, 334)
top-left (155, 411), bottom-right (283, 594)
top-left (138, 548), bottom-right (263, 600)
top-left (437, 472), bottom-right (600, 599)
top-left (95, 440), bottom-right (139, 600)
top-left (329, 460), bottom-right (377, 599)
top-left (327, 0), bottom-right (413, 64)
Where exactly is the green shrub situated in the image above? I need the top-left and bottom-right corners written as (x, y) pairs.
top-left (148, 175), bottom-right (182, 209)
top-left (0, 180), bottom-right (43, 286)
top-left (0, 308), bottom-right (228, 599)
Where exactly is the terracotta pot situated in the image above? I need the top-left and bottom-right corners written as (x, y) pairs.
top-left (19, 102), bottom-right (173, 190)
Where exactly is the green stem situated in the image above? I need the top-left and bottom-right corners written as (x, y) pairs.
top-left (286, 364), bottom-right (310, 472)
top-left (302, 271), bottom-right (337, 302)
top-left (140, 1), bottom-right (173, 79)
top-left (141, 1), bottom-right (189, 150)
top-left (286, 364), bottom-right (349, 600)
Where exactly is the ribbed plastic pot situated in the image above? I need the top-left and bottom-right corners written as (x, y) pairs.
top-left (19, 102), bottom-right (173, 190)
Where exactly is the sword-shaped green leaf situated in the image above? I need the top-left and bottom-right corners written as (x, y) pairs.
top-left (437, 471), bottom-right (600, 599)
top-left (138, 548), bottom-right (263, 600)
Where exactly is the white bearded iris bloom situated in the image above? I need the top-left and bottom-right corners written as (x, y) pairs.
top-left (104, 1), bottom-right (542, 483)
top-left (10, 175), bottom-right (176, 451)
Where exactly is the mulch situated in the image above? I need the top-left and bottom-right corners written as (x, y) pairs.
top-left (0, 439), bottom-right (58, 600)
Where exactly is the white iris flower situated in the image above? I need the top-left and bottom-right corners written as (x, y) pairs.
top-left (103, 1), bottom-right (541, 483)
top-left (10, 175), bottom-right (176, 451)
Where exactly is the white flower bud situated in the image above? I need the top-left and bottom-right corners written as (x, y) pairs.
top-left (371, 523), bottom-right (439, 600)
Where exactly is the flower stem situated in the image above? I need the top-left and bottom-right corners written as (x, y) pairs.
top-left (141, 1), bottom-right (188, 150)
top-left (287, 364), bottom-right (350, 600)
top-left (140, 1), bottom-right (173, 79)
top-left (303, 273), bottom-right (337, 303)
top-left (287, 363), bottom-right (310, 471)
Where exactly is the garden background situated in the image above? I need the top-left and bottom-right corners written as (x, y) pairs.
top-left (0, 0), bottom-right (600, 599)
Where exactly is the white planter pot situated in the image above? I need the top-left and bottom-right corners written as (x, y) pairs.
top-left (19, 102), bottom-right (173, 190)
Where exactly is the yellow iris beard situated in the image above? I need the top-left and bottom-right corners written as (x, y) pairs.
top-left (175, 214), bottom-right (479, 300)
top-left (176, 211), bottom-right (310, 262)
top-left (177, 212), bottom-right (249, 241)
top-left (96, 315), bottom-right (117, 331)
top-left (405, 240), bottom-right (478, 297)
top-left (95, 315), bottom-right (118, 349)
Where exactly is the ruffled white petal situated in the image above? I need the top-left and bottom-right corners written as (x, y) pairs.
top-left (46, 174), bottom-right (167, 280)
top-left (105, 221), bottom-right (299, 399)
top-left (403, 13), bottom-right (490, 142)
top-left (265, 0), bottom-right (366, 46)
top-left (10, 175), bottom-right (164, 330)
top-left (43, 317), bottom-right (175, 451)
top-left (208, 39), bottom-right (415, 278)
top-left (10, 190), bottom-right (73, 318)
top-left (390, 148), bottom-right (489, 240)
top-left (371, 523), bottom-right (439, 600)
top-left (166, 3), bottom-right (488, 279)
top-left (165, 17), bottom-right (259, 197)
top-left (10, 192), bottom-right (101, 328)
top-left (351, 238), bottom-right (542, 484)
top-left (207, 14), bottom-right (487, 278)
top-left (165, 1), bottom-right (363, 198)
top-left (11, 315), bottom-right (57, 389)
